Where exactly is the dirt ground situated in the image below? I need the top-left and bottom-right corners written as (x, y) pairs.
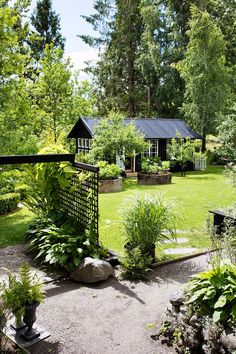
top-left (0, 245), bottom-right (209, 354)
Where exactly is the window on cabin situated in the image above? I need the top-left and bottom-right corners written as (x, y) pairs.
top-left (143, 139), bottom-right (159, 157)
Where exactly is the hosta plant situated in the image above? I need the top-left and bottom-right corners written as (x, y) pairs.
top-left (186, 259), bottom-right (236, 326)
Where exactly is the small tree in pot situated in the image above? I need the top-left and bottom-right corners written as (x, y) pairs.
top-left (0, 263), bottom-right (45, 341)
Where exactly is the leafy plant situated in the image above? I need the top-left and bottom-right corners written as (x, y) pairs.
top-left (97, 161), bottom-right (121, 180)
top-left (168, 133), bottom-right (201, 176)
top-left (161, 161), bottom-right (170, 171)
top-left (25, 216), bottom-right (107, 272)
top-left (0, 193), bottom-right (20, 215)
top-left (0, 264), bottom-right (45, 326)
top-left (186, 260), bottom-right (236, 326)
top-left (120, 247), bottom-right (152, 280)
top-left (122, 194), bottom-right (176, 254)
top-left (25, 144), bottom-right (77, 215)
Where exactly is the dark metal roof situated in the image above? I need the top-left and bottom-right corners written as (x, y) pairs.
top-left (67, 117), bottom-right (201, 139)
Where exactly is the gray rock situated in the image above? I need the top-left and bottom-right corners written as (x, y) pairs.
top-left (169, 290), bottom-right (185, 311)
top-left (70, 257), bottom-right (114, 283)
top-left (221, 330), bottom-right (236, 350)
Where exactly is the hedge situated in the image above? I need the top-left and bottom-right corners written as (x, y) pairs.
top-left (0, 193), bottom-right (20, 215)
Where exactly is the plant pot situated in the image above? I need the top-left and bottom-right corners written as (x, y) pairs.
top-left (10, 317), bottom-right (27, 332)
top-left (137, 172), bottom-right (172, 185)
top-left (21, 302), bottom-right (40, 341)
top-left (99, 177), bottom-right (122, 193)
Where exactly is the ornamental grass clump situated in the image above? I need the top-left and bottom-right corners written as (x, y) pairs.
top-left (123, 194), bottom-right (176, 254)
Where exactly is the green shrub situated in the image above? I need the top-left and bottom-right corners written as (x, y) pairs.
top-left (25, 145), bottom-right (77, 215)
top-left (97, 161), bottom-right (121, 180)
top-left (186, 260), bottom-right (236, 326)
top-left (25, 216), bottom-right (108, 272)
top-left (122, 194), bottom-right (176, 254)
top-left (0, 193), bottom-right (20, 215)
top-left (15, 184), bottom-right (28, 200)
top-left (120, 247), bottom-right (152, 280)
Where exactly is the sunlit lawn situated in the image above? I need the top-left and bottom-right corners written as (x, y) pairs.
top-left (0, 207), bottom-right (34, 248)
top-left (1, 165), bottom-right (236, 257)
top-left (99, 165), bottom-right (236, 254)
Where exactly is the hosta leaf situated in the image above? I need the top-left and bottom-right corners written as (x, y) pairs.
top-left (214, 295), bottom-right (227, 308)
top-left (73, 257), bottom-right (81, 266)
top-left (213, 310), bottom-right (221, 323)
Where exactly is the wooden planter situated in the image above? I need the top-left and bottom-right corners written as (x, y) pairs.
top-left (99, 177), bottom-right (122, 193)
top-left (137, 172), bottom-right (172, 185)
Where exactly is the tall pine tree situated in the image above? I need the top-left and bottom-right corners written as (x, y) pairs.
top-left (30, 0), bottom-right (65, 62)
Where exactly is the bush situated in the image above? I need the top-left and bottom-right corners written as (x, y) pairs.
top-left (0, 193), bottom-right (20, 215)
top-left (14, 184), bottom-right (28, 200)
top-left (186, 260), bottom-right (236, 326)
top-left (122, 194), bottom-right (176, 254)
top-left (120, 247), bottom-right (152, 280)
top-left (97, 161), bottom-right (121, 180)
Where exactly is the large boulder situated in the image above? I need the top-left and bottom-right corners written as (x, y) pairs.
top-left (70, 257), bottom-right (114, 283)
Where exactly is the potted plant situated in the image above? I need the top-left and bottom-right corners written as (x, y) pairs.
top-left (97, 161), bottom-right (122, 193)
top-left (138, 158), bottom-right (172, 185)
top-left (122, 194), bottom-right (176, 262)
top-left (0, 263), bottom-right (45, 341)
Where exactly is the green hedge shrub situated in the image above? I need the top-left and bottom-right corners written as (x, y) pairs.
top-left (0, 193), bottom-right (20, 215)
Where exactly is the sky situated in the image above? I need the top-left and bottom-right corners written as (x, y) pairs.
top-left (30, 0), bottom-right (99, 73)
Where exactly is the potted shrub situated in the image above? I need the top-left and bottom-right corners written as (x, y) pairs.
top-left (138, 158), bottom-right (172, 185)
top-left (122, 194), bottom-right (176, 262)
top-left (0, 263), bottom-right (45, 341)
top-left (97, 161), bottom-right (122, 193)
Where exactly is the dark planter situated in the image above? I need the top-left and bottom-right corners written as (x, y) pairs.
top-left (209, 210), bottom-right (236, 236)
top-left (21, 302), bottom-right (40, 341)
top-left (10, 317), bottom-right (27, 332)
top-left (124, 242), bottom-right (156, 263)
top-left (99, 177), bottom-right (122, 193)
top-left (137, 172), bottom-right (172, 185)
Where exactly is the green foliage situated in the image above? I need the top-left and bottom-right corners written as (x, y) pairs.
top-left (168, 134), bottom-right (201, 176)
top-left (25, 216), bottom-right (106, 272)
top-left (186, 260), bottom-right (236, 326)
top-left (141, 158), bottom-right (170, 173)
top-left (31, 46), bottom-right (73, 143)
top-left (97, 161), bottom-right (121, 180)
top-left (120, 246), bottom-right (152, 280)
top-left (218, 105), bottom-right (236, 162)
top-left (0, 193), bottom-right (20, 215)
top-left (224, 163), bottom-right (236, 188)
top-left (30, 0), bottom-right (65, 63)
top-left (122, 194), bottom-right (176, 254)
top-left (91, 112), bottom-right (147, 163)
top-left (176, 5), bottom-right (229, 150)
top-left (25, 144), bottom-right (77, 215)
top-left (0, 263), bottom-right (45, 325)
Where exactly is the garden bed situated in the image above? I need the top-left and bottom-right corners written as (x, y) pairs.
top-left (99, 177), bottom-right (122, 193)
top-left (137, 172), bottom-right (172, 185)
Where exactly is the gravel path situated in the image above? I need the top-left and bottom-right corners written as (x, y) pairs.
top-left (0, 245), bottom-right (209, 354)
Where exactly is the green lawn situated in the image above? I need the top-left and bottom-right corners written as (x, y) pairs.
top-left (1, 166), bottom-right (236, 256)
top-left (0, 207), bottom-right (34, 248)
top-left (99, 165), bottom-right (236, 254)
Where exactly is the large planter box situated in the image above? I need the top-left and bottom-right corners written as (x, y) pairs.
top-left (137, 172), bottom-right (172, 185)
top-left (99, 177), bottom-right (122, 193)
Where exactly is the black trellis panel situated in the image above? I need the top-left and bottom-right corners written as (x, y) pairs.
top-left (59, 161), bottom-right (99, 245)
